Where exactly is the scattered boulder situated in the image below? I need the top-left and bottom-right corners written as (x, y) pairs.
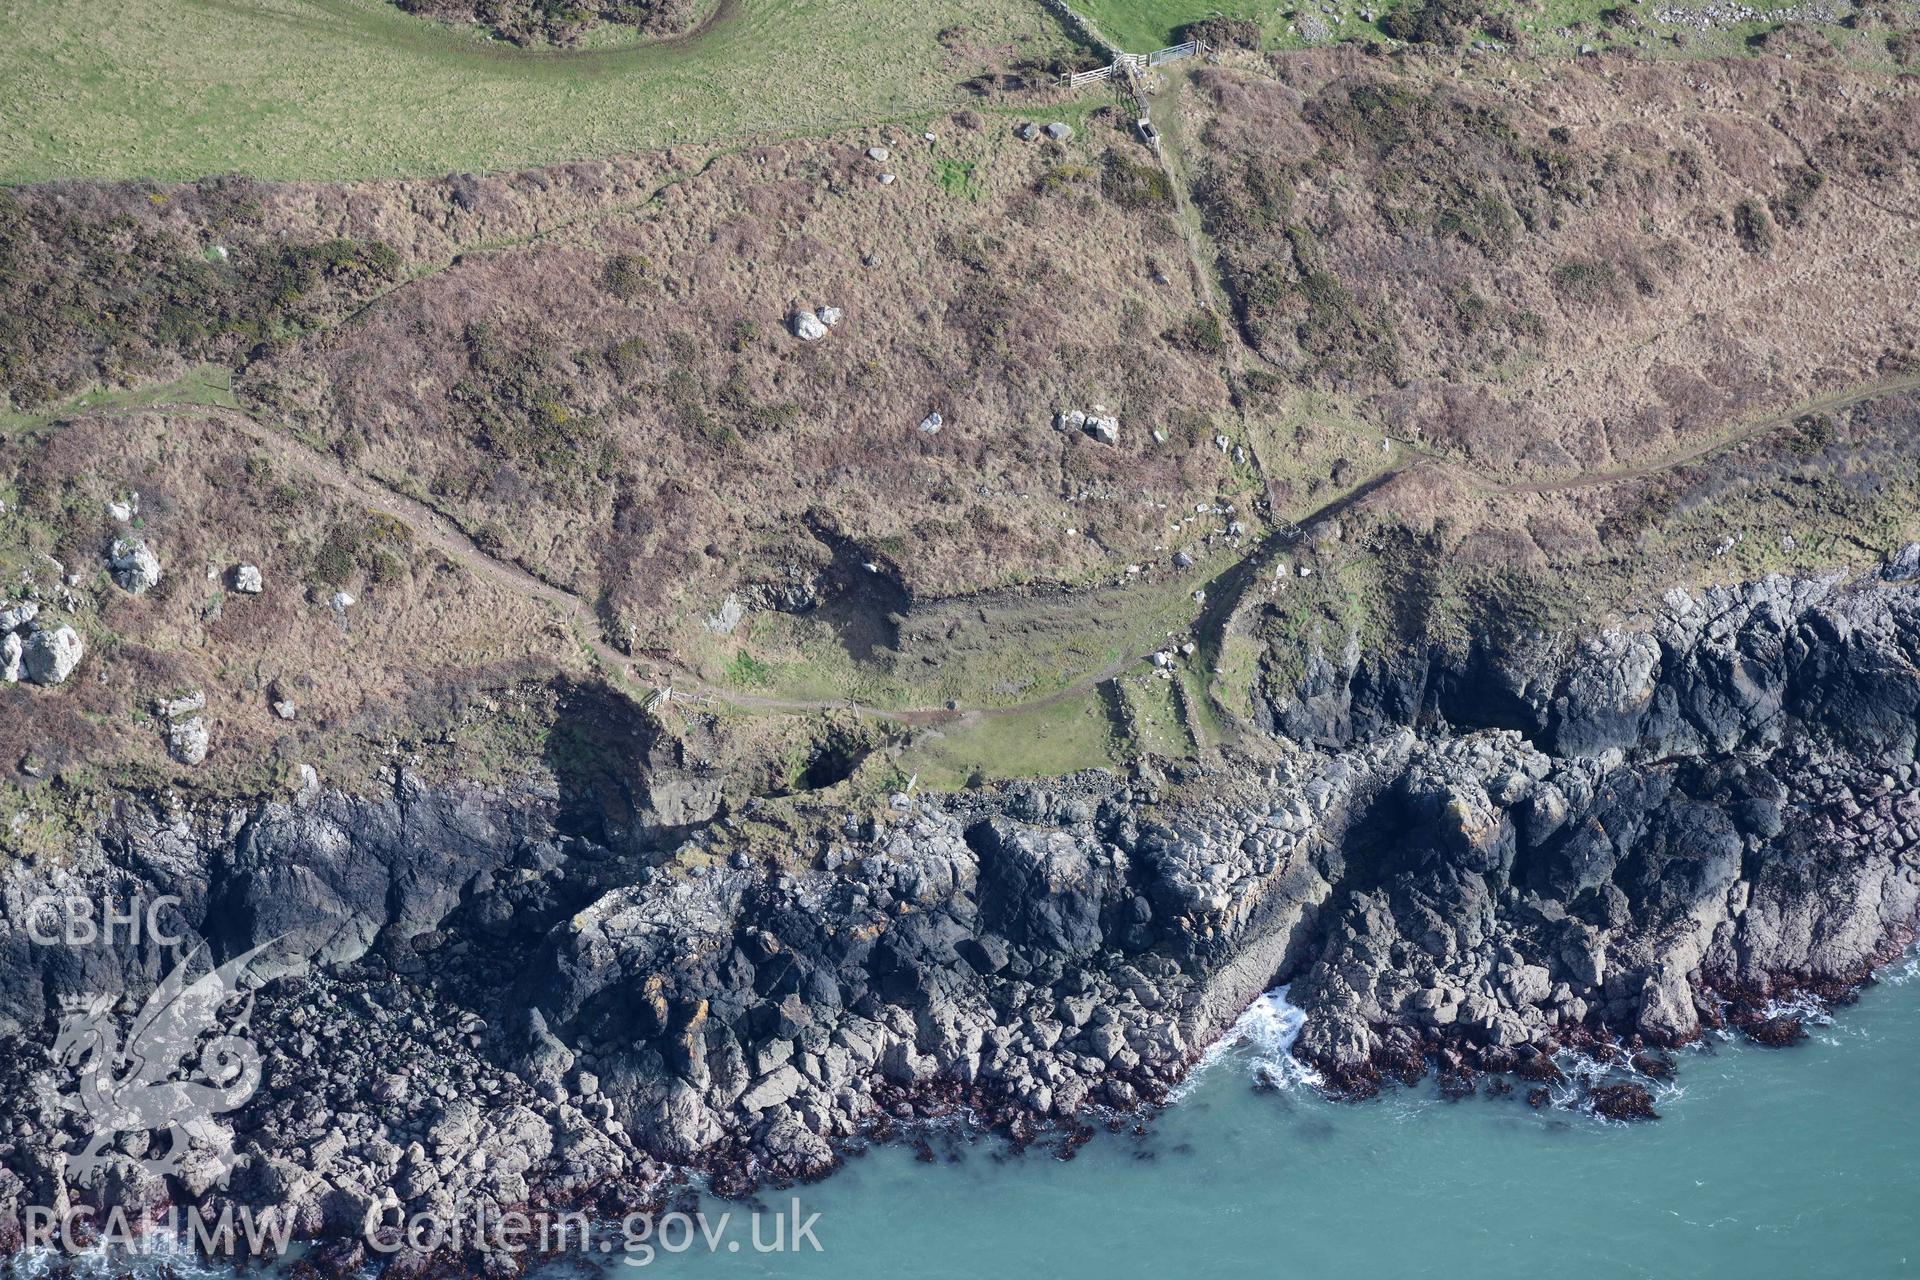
top-left (878, 173), bottom-right (896, 186)
top-left (0, 600), bottom-right (38, 631)
top-left (819, 306), bottom-right (844, 328)
top-left (1016, 122), bottom-right (1039, 141)
top-left (866, 146), bottom-right (890, 161)
top-left (273, 698), bottom-right (299, 721)
top-left (232, 564), bottom-right (264, 594)
top-left (168, 717), bottom-right (210, 766)
top-left (332, 591), bottom-right (356, 611)
top-left (917, 412), bottom-right (943, 435)
top-left (1044, 122), bottom-right (1073, 141)
top-left (789, 309), bottom-right (829, 341)
top-left (108, 538), bottom-right (163, 594)
top-left (22, 626), bottom-right (84, 686)
top-left (154, 690), bottom-right (206, 719)
top-left (1055, 406), bottom-right (1118, 443)
top-left (1, 633), bottom-right (19, 684)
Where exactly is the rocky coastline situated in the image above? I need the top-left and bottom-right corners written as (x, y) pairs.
top-left (3, 565), bottom-right (1920, 1272)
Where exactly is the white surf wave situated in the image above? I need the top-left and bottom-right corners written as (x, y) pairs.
top-left (1545, 1044), bottom-right (1686, 1120)
top-left (1880, 944), bottom-right (1920, 986)
top-left (1756, 990), bottom-right (1833, 1026)
top-left (9, 1238), bottom-right (259, 1280)
top-left (1177, 985), bottom-right (1322, 1099)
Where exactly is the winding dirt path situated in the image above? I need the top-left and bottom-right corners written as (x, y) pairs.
top-left (128, 399), bottom-right (1390, 729)
top-left (127, 361), bottom-right (1918, 732)
top-left (1438, 372), bottom-right (1920, 496)
top-left (134, 405), bottom-right (896, 713)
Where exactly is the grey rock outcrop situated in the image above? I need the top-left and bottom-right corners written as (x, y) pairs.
top-left (703, 594), bottom-right (745, 635)
top-left (155, 689), bottom-right (206, 719)
top-left (108, 538), bottom-right (163, 594)
top-left (167, 717), bottom-right (210, 766)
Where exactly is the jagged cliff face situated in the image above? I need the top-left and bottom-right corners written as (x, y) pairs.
top-left (2, 570), bottom-right (1918, 1258)
top-left (1265, 570), bottom-right (1920, 1081)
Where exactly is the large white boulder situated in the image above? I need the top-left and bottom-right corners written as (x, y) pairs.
top-left (232, 564), bottom-right (264, 594)
top-left (23, 626), bottom-right (84, 686)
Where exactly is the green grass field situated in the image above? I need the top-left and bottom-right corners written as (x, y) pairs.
top-left (0, 0), bottom-right (1066, 183)
top-left (893, 690), bottom-right (1125, 790)
top-left (5, 0), bottom-right (1891, 184)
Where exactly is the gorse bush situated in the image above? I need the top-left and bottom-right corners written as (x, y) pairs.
top-left (392, 0), bottom-right (699, 46)
top-left (1380, 0), bottom-right (1487, 45)
top-left (600, 253), bottom-right (653, 300)
top-left (1182, 16), bottom-right (1262, 50)
top-left (1166, 310), bottom-right (1227, 355)
top-left (0, 189), bottom-right (401, 409)
top-left (1550, 256), bottom-right (1620, 305)
top-left (1100, 151), bottom-right (1173, 210)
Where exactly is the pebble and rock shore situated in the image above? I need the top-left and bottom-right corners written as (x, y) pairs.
top-left (2, 566), bottom-right (1918, 1269)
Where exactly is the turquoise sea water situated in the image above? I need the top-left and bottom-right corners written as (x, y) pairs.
top-left (641, 961), bottom-right (1920, 1280)
top-left (19, 959), bottom-right (1918, 1279)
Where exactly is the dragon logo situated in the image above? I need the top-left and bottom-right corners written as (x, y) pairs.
top-left (44, 940), bottom-right (279, 1189)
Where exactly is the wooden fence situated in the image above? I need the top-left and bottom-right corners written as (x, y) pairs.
top-left (1061, 41), bottom-right (1203, 89)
